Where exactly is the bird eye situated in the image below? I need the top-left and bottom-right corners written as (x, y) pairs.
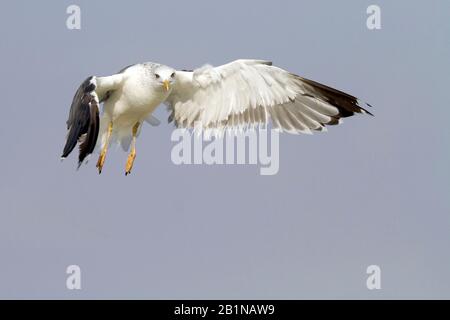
top-left (170, 72), bottom-right (175, 78)
top-left (155, 74), bottom-right (160, 79)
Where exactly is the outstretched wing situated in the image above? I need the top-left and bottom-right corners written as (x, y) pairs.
top-left (61, 74), bottom-right (124, 166)
top-left (166, 59), bottom-right (372, 135)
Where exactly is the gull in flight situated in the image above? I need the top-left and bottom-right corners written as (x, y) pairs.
top-left (61, 59), bottom-right (372, 175)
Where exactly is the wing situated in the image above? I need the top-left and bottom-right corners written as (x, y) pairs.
top-left (61, 74), bottom-right (124, 166)
top-left (166, 59), bottom-right (372, 135)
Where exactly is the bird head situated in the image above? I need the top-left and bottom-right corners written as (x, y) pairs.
top-left (154, 65), bottom-right (176, 92)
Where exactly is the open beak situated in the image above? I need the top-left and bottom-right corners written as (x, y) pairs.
top-left (163, 80), bottom-right (170, 92)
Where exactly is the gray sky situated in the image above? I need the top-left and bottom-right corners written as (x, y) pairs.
top-left (0, 0), bottom-right (449, 299)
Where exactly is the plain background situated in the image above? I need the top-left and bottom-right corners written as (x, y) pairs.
top-left (0, 0), bottom-right (449, 299)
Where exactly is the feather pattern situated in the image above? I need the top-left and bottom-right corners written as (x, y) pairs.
top-left (62, 76), bottom-right (100, 166)
top-left (166, 59), bottom-right (372, 136)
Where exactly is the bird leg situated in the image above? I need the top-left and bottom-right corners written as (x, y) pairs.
top-left (96, 121), bottom-right (113, 174)
top-left (125, 122), bottom-right (140, 176)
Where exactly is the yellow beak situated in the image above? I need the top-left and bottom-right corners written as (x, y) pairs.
top-left (163, 80), bottom-right (170, 91)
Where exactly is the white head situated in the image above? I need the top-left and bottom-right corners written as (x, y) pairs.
top-left (153, 64), bottom-right (176, 92)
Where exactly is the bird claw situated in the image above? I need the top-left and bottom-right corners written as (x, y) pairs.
top-left (125, 151), bottom-right (136, 176)
top-left (96, 152), bottom-right (106, 174)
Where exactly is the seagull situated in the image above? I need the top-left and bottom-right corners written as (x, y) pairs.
top-left (61, 59), bottom-right (372, 175)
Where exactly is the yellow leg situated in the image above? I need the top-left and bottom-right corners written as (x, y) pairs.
top-left (96, 122), bottom-right (113, 174)
top-left (125, 122), bottom-right (140, 176)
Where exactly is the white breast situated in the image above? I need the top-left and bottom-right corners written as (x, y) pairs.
top-left (104, 65), bottom-right (168, 123)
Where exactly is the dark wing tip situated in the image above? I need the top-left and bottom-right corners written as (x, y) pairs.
top-left (78, 99), bottom-right (100, 165)
top-left (62, 77), bottom-right (100, 166)
top-left (357, 100), bottom-right (375, 116)
top-left (298, 76), bottom-right (374, 119)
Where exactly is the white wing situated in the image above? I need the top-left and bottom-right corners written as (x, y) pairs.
top-left (166, 59), bottom-right (372, 135)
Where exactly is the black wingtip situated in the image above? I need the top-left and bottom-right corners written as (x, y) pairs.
top-left (61, 127), bottom-right (78, 160)
top-left (359, 101), bottom-right (374, 116)
top-left (361, 106), bottom-right (374, 117)
top-left (365, 109), bottom-right (375, 116)
top-left (62, 76), bottom-right (100, 170)
top-left (298, 76), bottom-right (375, 120)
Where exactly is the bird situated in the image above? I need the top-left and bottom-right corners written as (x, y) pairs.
top-left (61, 59), bottom-right (373, 175)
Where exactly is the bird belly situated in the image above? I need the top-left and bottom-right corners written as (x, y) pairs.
top-left (99, 92), bottom-right (161, 152)
top-left (105, 88), bottom-right (164, 125)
